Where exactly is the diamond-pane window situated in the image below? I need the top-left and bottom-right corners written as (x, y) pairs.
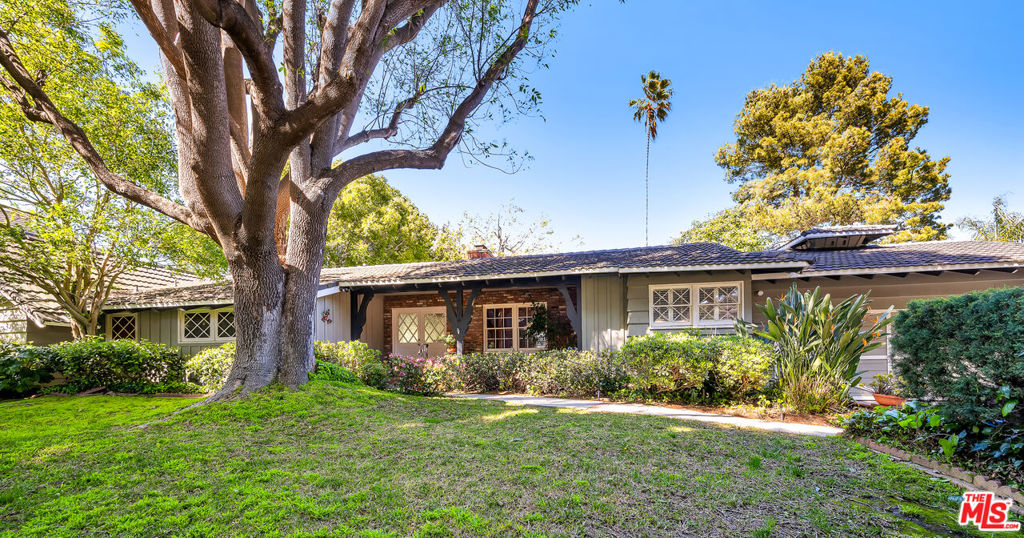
top-left (650, 286), bottom-right (690, 326)
top-left (109, 314), bottom-right (136, 340)
top-left (397, 313), bottom-right (418, 344)
top-left (696, 285), bottom-right (740, 323)
top-left (423, 313), bottom-right (445, 342)
top-left (217, 311), bottom-right (235, 339)
top-left (183, 311), bottom-right (211, 340)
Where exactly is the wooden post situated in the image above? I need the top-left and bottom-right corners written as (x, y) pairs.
top-left (439, 285), bottom-right (482, 355)
top-left (557, 284), bottom-right (581, 350)
top-left (350, 291), bottom-right (374, 340)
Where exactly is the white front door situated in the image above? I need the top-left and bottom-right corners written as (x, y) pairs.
top-left (392, 307), bottom-right (448, 358)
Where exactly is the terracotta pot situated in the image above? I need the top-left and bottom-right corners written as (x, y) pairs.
top-left (446, 345), bottom-right (457, 354)
top-left (873, 393), bottom-right (907, 407)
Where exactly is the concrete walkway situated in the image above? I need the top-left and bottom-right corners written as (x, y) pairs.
top-left (449, 393), bottom-right (843, 437)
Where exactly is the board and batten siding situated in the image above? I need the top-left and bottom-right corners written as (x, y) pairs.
top-left (579, 274), bottom-right (626, 352)
top-left (625, 270), bottom-right (754, 337)
top-left (134, 308), bottom-right (213, 356)
top-left (752, 269), bottom-right (1024, 399)
top-left (358, 294), bottom-right (385, 351)
top-left (313, 291), bottom-right (351, 343)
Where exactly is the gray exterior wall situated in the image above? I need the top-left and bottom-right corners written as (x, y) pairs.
top-left (26, 323), bottom-right (73, 346)
top-left (752, 269), bottom-right (1024, 399)
top-left (579, 274), bottom-right (626, 352)
top-left (0, 299), bottom-right (27, 342)
top-left (358, 294), bottom-right (384, 351)
top-left (313, 291), bottom-right (351, 343)
top-left (625, 270), bottom-right (754, 338)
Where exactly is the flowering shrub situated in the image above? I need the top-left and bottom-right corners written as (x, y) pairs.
top-left (384, 354), bottom-right (448, 395)
top-left (186, 343), bottom-right (235, 392)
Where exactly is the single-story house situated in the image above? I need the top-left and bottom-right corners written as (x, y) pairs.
top-left (0, 263), bottom-right (196, 344)
top-left (98, 225), bottom-right (1024, 398)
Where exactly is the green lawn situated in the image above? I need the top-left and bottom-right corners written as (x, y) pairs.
top-left (0, 382), bottom-right (994, 536)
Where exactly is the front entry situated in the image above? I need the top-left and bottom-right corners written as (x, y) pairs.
top-left (391, 307), bottom-right (447, 358)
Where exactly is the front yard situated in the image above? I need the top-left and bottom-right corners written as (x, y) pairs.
top-left (0, 381), bottom-right (993, 536)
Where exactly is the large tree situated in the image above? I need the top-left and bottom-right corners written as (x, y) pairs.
top-left (0, 0), bottom-right (574, 397)
top-left (324, 174), bottom-right (458, 266)
top-left (628, 71), bottom-right (672, 246)
top-left (715, 52), bottom-right (951, 243)
top-left (673, 207), bottom-right (771, 252)
top-left (0, 12), bottom-right (221, 337)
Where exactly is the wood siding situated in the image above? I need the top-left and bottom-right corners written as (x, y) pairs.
top-left (580, 274), bottom-right (626, 352)
top-left (625, 270), bottom-right (754, 338)
top-left (313, 291), bottom-right (351, 343)
top-left (752, 269), bottom-right (1024, 399)
top-left (359, 294), bottom-right (384, 351)
top-left (0, 300), bottom-right (26, 342)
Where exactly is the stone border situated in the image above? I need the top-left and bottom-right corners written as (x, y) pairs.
top-left (854, 436), bottom-right (1024, 514)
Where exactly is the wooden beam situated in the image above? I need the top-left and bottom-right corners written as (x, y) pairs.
top-left (556, 284), bottom-right (581, 350)
top-left (350, 291), bottom-right (374, 340)
top-left (439, 286), bottom-right (482, 355)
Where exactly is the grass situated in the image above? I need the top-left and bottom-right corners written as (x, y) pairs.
top-left (0, 381), bottom-right (1000, 536)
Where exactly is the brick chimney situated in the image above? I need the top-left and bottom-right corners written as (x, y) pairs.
top-left (466, 244), bottom-right (493, 259)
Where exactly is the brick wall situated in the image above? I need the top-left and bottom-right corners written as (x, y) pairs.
top-left (382, 286), bottom-right (576, 355)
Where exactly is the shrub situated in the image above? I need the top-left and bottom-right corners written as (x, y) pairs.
top-left (891, 286), bottom-right (1024, 424)
top-left (358, 360), bottom-right (388, 390)
top-left (448, 352), bottom-right (525, 393)
top-left (314, 340), bottom-right (380, 370)
top-left (741, 284), bottom-right (892, 413)
top-left (519, 350), bottom-right (628, 398)
top-left (712, 335), bottom-right (774, 400)
top-left (50, 337), bottom-right (187, 394)
top-left (310, 360), bottom-right (359, 384)
top-left (616, 331), bottom-right (716, 396)
top-left (385, 355), bottom-right (444, 395)
top-left (186, 343), bottom-right (236, 393)
top-left (0, 343), bottom-right (55, 395)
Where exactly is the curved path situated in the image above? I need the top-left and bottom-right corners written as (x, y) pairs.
top-left (449, 393), bottom-right (843, 437)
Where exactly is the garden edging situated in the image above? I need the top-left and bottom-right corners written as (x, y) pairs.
top-left (854, 436), bottom-right (1024, 514)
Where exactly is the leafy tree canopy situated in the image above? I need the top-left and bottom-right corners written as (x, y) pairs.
top-left (0, 0), bottom-right (224, 336)
top-left (324, 175), bottom-right (458, 266)
top-left (673, 207), bottom-right (772, 251)
top-left (715, 52), bottom-right (951, 243)
top-left (957, 196), bottom-right (1024, 243)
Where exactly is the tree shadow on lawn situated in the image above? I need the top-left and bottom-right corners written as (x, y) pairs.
top-left (0, 382), bottom-right (998, 537)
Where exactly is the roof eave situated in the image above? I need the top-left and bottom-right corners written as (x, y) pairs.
top-left (753, 261), bottom-right (1024, 280)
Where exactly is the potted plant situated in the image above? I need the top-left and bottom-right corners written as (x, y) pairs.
top-left (869, 373), bottom-right (907, 407)
top-left (442, 334), bottom-right (457, 355)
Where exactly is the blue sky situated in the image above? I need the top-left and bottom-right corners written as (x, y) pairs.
top-left (121, 0), bottom-right (1024, 250)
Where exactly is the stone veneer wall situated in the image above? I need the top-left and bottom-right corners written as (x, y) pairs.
top-left (382, 287), bottom-right (576, 355)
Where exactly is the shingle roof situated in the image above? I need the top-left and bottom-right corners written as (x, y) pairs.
top-left (101, 240), bottom-right (1024, 310)
top-left (799, 241), bottom-right (1024, 273)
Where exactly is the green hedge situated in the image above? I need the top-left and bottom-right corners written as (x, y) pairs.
top-left (0, 343), bottom-right (55, 395)
top-left (891, 286), bottom-right (1024, 423)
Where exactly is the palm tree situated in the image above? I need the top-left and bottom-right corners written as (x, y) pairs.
top-left (629, 71), bottom-right (673, 246)
top-left (958, 196), bottom-right (1024, 242)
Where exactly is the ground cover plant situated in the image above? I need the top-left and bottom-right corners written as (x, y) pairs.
top-left (0, 381), bottom-right (1003, 536)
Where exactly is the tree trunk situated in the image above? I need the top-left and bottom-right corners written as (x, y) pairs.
top-left (212, 246), bottom-right (286, 399)
top-left (278, 188), bottom-right (332, 387)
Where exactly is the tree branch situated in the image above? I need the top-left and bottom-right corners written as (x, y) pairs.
top-left (189, 0), bottom-right (286, 120)
top-left (128, 0), bottom-right (187, 80)
top-left (338, 88), bottom-right (423, 152)
top-left (0, 29), bottom-right (202, 231)
top-left (322, 0), bottom-right (540, 187)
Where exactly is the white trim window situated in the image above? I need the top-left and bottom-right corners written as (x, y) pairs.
top-left (484, 303), bottom-right (546, 352)
top-left (649, 282), bottom-right (742, 329)
top-left (107, 312), bottom-right (138, 341)
top-left (179, 307), bottom-right (236, 343)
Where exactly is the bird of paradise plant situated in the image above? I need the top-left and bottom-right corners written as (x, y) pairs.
top-left (738, 284), bottom-right (893, 413)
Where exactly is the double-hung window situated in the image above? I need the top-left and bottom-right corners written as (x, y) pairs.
top-left (179, 307), bottom-right (236, 343)
top-left (484, 303), bottom-right (546, 351)
top-left (649, 282), bottom-right (741, 329)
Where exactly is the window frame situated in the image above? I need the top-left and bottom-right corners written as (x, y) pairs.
top-left (482, 302), bottom-right (547, 352)
top-left (106, 312), bottom-right (138, 341)
top-left (178, 306), bottom-right (236, 343)
top-left (648, 282), bottom-right (743, 330)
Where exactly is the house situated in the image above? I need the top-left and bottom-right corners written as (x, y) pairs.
top-left (99, 226), bottom-right (1024, 398)
top-left (0, 265), bottom-right (198, 344)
